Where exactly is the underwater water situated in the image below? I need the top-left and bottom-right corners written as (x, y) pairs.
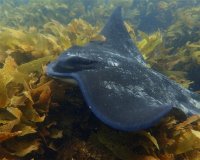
top-left (0, 0), bottom-right (200, 160)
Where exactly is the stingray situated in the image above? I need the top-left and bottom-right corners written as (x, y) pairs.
top-left (47, 7), bottom-right (200, 131)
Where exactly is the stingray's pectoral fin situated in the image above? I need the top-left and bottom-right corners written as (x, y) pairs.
top-left (90, 103), bottom-right (173, 131)
top-left (73, 70), bottom-right (173, 131)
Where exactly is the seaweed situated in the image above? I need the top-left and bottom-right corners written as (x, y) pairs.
top-left (0, 19), bottom-right (104, 64)
top-left (165, 6), bottom-right (200, 50)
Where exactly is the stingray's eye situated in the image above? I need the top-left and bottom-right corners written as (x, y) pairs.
top-left (53, 56), bottom-right (98, 73)
top-left (65, 56), bottom-right (97, 66)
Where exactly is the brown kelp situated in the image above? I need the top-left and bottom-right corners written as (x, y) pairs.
top-left (0, 17), bottom-right (104, 159)
top-left (0, 19), bottom-right (104, 65)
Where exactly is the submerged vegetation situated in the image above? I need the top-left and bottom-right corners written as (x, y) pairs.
top-left (0, 0), bottom-right (200, 159)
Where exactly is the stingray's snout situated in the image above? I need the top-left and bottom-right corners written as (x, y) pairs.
top-left (50, 55), bottom-right (98, 74)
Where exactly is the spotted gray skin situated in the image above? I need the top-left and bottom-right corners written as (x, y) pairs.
top-left (47, 7), bottom-right (200, 131)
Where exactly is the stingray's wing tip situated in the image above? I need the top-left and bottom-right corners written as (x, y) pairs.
top-left (95, 104), bottom-right (172, 132)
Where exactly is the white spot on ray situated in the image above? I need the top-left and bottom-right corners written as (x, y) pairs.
top-left (103, 50), bottom-right (129, 60)
top-left (107, 58), bottom-right (119, 67)
top-left (189, 98), bottom-right (200, 109)
top-left (103, 81), bottom-right (162, 106)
